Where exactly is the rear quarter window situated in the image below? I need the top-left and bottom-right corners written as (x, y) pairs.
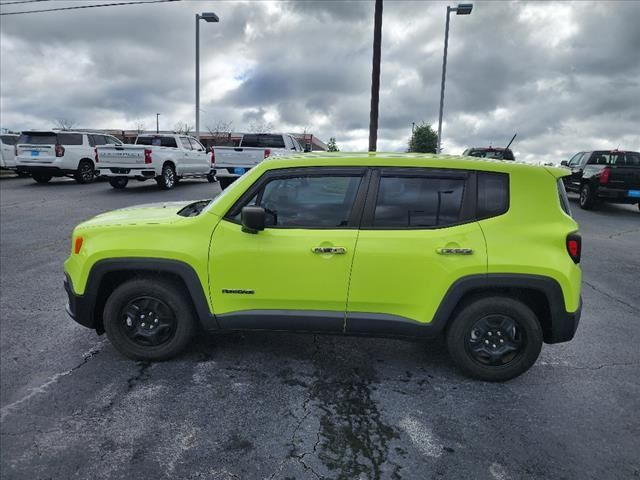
top-left (476, 172), bottom-right (509, 218)
top-left (58, 133), bottom-right (83, 146)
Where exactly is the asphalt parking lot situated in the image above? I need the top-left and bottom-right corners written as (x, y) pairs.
top-left (1, 174), bottom-right (638, 480)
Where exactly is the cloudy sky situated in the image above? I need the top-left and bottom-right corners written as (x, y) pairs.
top-left (1, 0), bottom-right (639, 162)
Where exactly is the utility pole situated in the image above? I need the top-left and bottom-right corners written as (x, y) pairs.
top-left (368, 0), bottom-right (383, 152)
top-left (156, 113), bottom-right (160, 134)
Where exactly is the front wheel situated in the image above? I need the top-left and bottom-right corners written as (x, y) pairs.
top-left (103, 278), bottom-right (197, 361)
top-left (75, 160), bottom-right (95, 184)
top-left (109, 177), bottom-right (129, 189)
top-left (157, 164), bottom-right (176, 190)
top-left (446, 296), bottom-right (543, 382)
top-left (579, 183), bottom-right (596, 210)
top-left (32, 173), bottom-right (52, 184)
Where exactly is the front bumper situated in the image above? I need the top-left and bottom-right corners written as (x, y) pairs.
top-left (64, 274), bottom-right (97, 331)
top-left (547, 297), bottom-right (582, 344)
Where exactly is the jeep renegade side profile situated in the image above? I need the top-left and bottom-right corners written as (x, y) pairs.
top-left (64, 153), bottom-right (582, 381)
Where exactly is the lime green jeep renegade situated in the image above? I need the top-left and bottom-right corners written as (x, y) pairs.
top-left (64, 153), bottom-right (582, 381)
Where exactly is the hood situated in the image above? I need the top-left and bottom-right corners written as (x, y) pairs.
top-left (77, 201), bottom-right (195, 229)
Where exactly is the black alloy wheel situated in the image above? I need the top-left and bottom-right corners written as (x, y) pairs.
top-left (120, 296), bottom-right (177, 347)
top-left (466, 314), bottom-right (525, 366)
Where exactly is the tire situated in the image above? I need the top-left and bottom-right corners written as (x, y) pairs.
top-left (446, 296), bottom-right (543, 382)
top-left (156, 163), bottom-right (176, 190)
top-left (103, 278), bottom-right (197, 361)
top-left (219, 177), bottom-right (236, 190)
top-left (207, 173), bottom-right (217, 183)
top-left (579, 183), bottom-right (596, 210)
top-left (75, 160), bottom-right (95, 184)
top-left (32, 173), bottom-right (52, 184)
top-left (109, 177), bottom-right (129, 189)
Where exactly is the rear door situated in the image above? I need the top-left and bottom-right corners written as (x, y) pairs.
top-left (346, 168), bottom-right (487, 334)
top-left (209, 167), bottom-right (368, 331)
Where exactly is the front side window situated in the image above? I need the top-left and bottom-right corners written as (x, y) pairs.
top-left (105, 136), bottom-right (121, 145)
top-left (90, 135), bottom-right (107, 146)
top-left (567, 153), bottom-right (583, 166)
top-left (179, 137), bottom-right (193, 150)
top-left (231, 175), bottom-right (362, 228)
top-left (373, 176), bottom-right (465, 228)
top-left (189, 137), bottom-right (205, 151)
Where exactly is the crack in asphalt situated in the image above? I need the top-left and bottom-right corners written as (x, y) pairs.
top-left (583, 280), bottom-right (639, 312)
top-left (607, 228), bottom-right (640, 239)
top-left (0, 340), bottom-right (105, 422)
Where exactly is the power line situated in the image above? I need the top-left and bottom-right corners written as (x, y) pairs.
top-left (0, 0), bottom-right (51, 6)
top-left (0, 0), bottom-right (181, 16)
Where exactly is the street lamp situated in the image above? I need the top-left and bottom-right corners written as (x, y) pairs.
top-left (196, 12), bottom-right (219, 141)
top-left (436, 3), bottom-right (473, 154)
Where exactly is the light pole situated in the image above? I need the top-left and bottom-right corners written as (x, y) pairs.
top-left (156, 113), bottom-right (160, 134)
top-left (436, 3), bottom-right (472, 154)
top-left (196, 12), bottom-right (219, 141)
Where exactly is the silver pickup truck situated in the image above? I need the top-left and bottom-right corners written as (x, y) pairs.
top-left (213, 133), bottom-right (307, 189)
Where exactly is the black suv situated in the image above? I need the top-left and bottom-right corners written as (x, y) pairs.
top-left (462, 147), bottom-right (515, 161)
top-left (561, 150), bottom-right (640, 210)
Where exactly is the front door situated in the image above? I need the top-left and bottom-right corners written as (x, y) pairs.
top-left (209, 167), bottom-right (367, 332)
top-left (346, 168), bottom-right (487, 334)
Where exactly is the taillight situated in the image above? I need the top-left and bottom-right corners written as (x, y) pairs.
top-left (74, 236), bottom-right (84, 254)
top-left (94, 147), bottom-right (99, 163)
top-left (144, 149), bottom-right (152, 164)
top-left (211, 149), bottom-right (216, 167)
top-left (55, 144), bottom-right (65, 157)
top-left (599, 166), bottom-right (611, 185)
top-left (566, 233), bottom-right (581, 264)
top-left (264, 149), bottom-right (271, 159)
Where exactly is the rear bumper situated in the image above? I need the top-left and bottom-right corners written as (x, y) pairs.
top-left (97, 167), bottom-right (159, 178)
top-left (64, 274), bottom-right (97, 331)
top-left (596, 186), bottom-right (640, 204)
top-left (16, 165), bottom-right (76, 176)
top-left (547, 297), bottom-right (582, 344)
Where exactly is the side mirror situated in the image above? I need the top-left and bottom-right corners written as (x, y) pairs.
top-left (560, 160), bottom-right (569, 167)
top-left (241, 206), bottom-right (265, 234)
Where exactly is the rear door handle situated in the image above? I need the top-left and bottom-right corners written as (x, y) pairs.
top-left (437, 248), bottom-right (473, 255)
top-left (312, 246), bottom-right (347, 255)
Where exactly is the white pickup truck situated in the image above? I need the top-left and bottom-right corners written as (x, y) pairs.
top-left (96, 133), bottom-right (214, 190)
top-left (213, 133), bottom-right (307, 189)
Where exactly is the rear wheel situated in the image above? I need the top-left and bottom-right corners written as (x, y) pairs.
top-left (109, 177), bottom-right (129, 189)
top-left (75, 160), bottom-right (95, 184)
top-left (156, 163), bottom-right (176, 190)
top-left (446, 296), bottom-right (543, 382)
top-left (207, 173), bottom-right (217, 183)
top-left (579, 183), bottom-right (596, 210)
top-left (32, 173), bottom-right (52, 184)
top-left (219, 177), bottom-right (236, 190)
top-left (103, 278), bottom-right (197, 361)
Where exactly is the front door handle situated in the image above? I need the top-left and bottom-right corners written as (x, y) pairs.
top-left (312, 246), bottom-right (347, 255)
top-left (437, 247), bottom-right (473, 255)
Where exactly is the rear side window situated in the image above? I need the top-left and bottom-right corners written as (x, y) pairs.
top-left (557, 179), bottom-right (572, 217)
top-left (477, 172), bottom-right (509, 218)
top-left (373, 176), bottom-right (465, 228)
top-left (89, 135), bottom-right (107, 146)
top-left (1, 135), bottom-right (18, 145)
top-left (241, 134), bottom-right (286, 149)
top-left (18, 133), bottom-right (57, 145)
top-left (58, 133), bottom-right (83, 146)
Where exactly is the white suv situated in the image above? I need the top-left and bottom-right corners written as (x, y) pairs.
top-left (0, 134), bottom-right (19, 171)
top-left (16, 131), bottom-right (121, 184)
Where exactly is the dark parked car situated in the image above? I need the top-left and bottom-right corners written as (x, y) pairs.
top-left (561, 150), bottom-right (640, 210)
top-left (462, 147), bottom-right (515, 161)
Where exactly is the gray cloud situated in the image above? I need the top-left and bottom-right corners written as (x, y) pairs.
top-left (1, 0), bottom-right (639, 162)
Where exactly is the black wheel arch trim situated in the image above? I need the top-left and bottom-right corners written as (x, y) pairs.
top-left (65, 258), bottom-right (217, 334)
